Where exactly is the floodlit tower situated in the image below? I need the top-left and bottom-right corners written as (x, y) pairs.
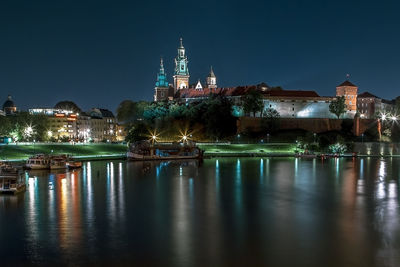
top-left (173, 37), bottom-right (190, 92)
top-left (154, 58), bottom-right (170, 102)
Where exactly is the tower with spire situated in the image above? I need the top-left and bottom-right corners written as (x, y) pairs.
top-left (154, 58), bottom-right (170, 102)
top-left (206, 66), bottom-right (217, 89)
top-left (173, 38), bottom-right (190, 92)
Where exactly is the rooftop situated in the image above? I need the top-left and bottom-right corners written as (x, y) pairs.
top-left (337, 80), bottom-right (357, 87)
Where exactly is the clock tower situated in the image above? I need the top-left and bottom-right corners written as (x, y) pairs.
top-left (173, 38), bottom-right (190, 92)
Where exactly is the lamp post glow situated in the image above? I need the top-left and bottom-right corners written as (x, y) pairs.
top-left (391, 116), bottom-right (397, 121)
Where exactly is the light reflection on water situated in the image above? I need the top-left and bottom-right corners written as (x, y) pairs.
top-left (0, 158), bottom-right (399, 266)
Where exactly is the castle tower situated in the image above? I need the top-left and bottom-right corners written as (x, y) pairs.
top-left (154, 58), bottom-right (170, 102)
top-left (206, 66), bottom-right (217, 89)
top-left (173, 38), bottom-right (190, 92)
top-left (336, 76), bottom-right (358, 118)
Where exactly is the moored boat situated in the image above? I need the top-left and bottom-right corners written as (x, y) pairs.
top-left (66, 161), bottom-right (82, 169)
top-left (127, 141), bottom-right (203, 161)
top-left (50, 155), bottom-right (68, 170)
top-left (0, 164), bottom-right (26, 194)
top-left (25, 154), bottom-right (51, 169)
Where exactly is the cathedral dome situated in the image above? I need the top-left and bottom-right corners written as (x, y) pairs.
top-left (3, 95), bottom-right (16, 109)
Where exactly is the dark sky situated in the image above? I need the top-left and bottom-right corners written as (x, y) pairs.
top-left (1, 0), bottom-right (399, 112)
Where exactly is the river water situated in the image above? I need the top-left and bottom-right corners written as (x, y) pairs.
top-left (0, 158), bottom-right (399, 266)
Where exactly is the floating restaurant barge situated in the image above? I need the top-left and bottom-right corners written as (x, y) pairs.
top-left (127, 141), bottom-right (203, 161)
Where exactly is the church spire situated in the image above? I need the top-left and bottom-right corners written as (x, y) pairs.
top-left (206, 66), bottom-right (217, 89)
top-left (155, 57), bottom-right (168, 88)
top-left (159, 57), bottom-right (165, 75)
top-left (179, 37), bottom-right (184, 48)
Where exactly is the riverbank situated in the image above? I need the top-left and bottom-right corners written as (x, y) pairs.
top-left (0, 143), bottom-right (127, 161)
top-left (1, 142), bottom-right (399, 161)
top-left (198, 143), bottom-right (297, 157)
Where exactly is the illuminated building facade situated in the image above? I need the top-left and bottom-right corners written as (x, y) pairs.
top-left (29, 107), bottom-right (120, 142)
top-left (357, 92), bottom-right (395, 119)
top-left (173, 38), bottom-right (190, 91)
top-left (336, 80), bottom-right (358, 117)
top-left (154, 58), bottom-right (172, 102)
top-left (86, 108), bottom-right (117, 142)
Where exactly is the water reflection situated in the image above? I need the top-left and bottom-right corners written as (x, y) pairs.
top-left (0, 158), bottom-right (399, 266)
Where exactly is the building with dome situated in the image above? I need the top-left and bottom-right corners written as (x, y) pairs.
top-left (154, 38), bottom-right (218, 102)
top-left (2, 95), bottom-right (17, 115)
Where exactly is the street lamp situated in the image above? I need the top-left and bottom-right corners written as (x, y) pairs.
top-left (391, 116), bottom-right (397, 121)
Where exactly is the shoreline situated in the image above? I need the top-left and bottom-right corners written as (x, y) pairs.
top-left (3, 153), bottom-right (400, 163)
top-left (1, 143), bottom-right (399, 162)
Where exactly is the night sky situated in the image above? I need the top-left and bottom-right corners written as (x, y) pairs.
top-left (1, 0), bottom-right (399, 112)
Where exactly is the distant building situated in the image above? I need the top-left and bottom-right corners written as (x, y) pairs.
top-left (336, 80), bottom-right (358, 117)
top-left (178, 84), bottom-right (340, 118)
top-left (29, 108), bottom-right (74, 116)
top-left (2, 95), bottom-right (17, 115)
top-left (49, 113), bottom-right (78, 140)
top-left (86, 108), bottom-right (117, 142)
top-left (357, 92), bottom-right (395, 119)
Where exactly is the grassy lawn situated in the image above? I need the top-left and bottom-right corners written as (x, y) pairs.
top-left (0, 143), bottom-right (297, 160)
top-left (199, 143), bottom-right (297, 154)
top-left (0, 144), bottom-right (127, 160)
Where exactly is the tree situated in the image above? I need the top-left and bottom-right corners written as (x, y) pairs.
top-left (395, 96), bottom-right (400, 114)
top-left (116, 100), bottom-right (149, 124)
top-left (54, 101), bottom-right (82, 113)
top-left (242, 90), bottom-right (264, 117)
top-left (202, 95), bottom-right (237, 139)
top-left (125, 121), bottom-right (150, 144)
top-left (329, 96), bottom-right (347, 119)
top-left (261, 108), bottom-right (280, 133)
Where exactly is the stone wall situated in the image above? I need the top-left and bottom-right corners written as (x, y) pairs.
top-left (238, 117), bottom-right (377, 135)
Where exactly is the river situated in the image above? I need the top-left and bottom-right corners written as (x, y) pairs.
top-left (0, 158), bottom-right (399, 266)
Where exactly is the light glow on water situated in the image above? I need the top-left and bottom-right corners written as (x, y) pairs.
top-left (4, 158), bottom-right (400, 266)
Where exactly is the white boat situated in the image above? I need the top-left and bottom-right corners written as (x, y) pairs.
top-left (0, 164), bottom-right (26, 194)
top-left (127, 141), bottom-right (203, 161)
top-left (25, 154), bottom-right (51, 170)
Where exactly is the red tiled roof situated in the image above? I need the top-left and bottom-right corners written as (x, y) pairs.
top-left (177, 86), bottom-right (320, 99)
top-left (358, 92), bottom-right (378, 98)
top-left (337, 80), bottom-right (357, 87)
top-left (263, 90), bottom-right (320, 97)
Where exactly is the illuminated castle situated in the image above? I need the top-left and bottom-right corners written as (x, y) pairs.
top-left (153, 39), bottom-right (368, 119)
top-left (154, 38), bottom-right (217, 102)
